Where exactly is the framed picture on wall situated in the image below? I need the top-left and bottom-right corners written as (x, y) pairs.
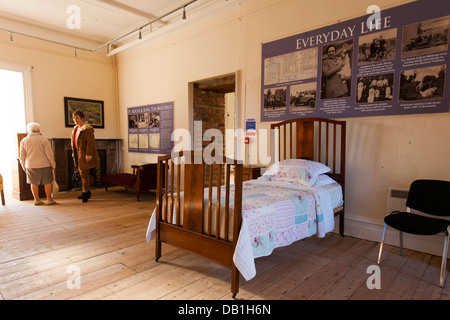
top-left (64, 97), bottom-right (104, 128)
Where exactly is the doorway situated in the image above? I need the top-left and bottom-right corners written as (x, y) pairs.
top-left (0, 64), bottom-right (30, 193)
top-left (191, 73), bottom-right (237, 159)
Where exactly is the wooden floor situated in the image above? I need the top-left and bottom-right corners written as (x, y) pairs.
top-left (1, 187), bottom-right (449, 300)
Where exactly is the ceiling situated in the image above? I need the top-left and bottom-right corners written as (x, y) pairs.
top-left (0, 0), bottom-right (242, 55)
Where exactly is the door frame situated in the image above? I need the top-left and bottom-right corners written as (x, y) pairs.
top-left (188, 71), bottom-right (241, 161)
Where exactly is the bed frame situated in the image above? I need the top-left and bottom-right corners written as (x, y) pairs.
top-left (153, 117), bottom-right (346, 298)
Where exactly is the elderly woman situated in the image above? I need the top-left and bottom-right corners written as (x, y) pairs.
top-left (19, 122), bottom-right (56, 205)
top-left (71, 110), bottom-right (100, 202)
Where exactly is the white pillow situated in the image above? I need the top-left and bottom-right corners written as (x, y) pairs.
top-left (314, 174), bottom-right (338, 187)
top-left (260, 159), bottom-right (331, 187)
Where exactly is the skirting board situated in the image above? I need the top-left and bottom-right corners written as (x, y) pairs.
top-left (333, 214), bottom-right (448, 258)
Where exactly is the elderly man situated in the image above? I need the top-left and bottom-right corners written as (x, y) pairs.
top-left (19, 122), bottom-right (56, 205)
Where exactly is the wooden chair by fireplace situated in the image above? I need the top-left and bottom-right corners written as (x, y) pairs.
top-left (103, 163), bottom-right (162, 201)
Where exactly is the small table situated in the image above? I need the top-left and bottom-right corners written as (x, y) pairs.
top-left (242, 166), bottom-right (265, 182)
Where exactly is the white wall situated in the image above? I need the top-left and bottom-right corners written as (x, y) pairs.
top-left (0, 32), bottom-right (118, 140)
top-left (115, 0), bottom-right (450, 255)
top-left (115, 7), bottom-right (240, 166)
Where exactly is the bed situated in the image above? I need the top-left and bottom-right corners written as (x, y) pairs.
top-left (146, 117), bottom-right (346, 298)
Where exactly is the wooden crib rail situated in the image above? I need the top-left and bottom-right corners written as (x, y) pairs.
top-left (155, 151), bottom-right (243, 273)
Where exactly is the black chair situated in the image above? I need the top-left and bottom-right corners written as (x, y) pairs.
top-left (377, 179), bottom-right (450, 287)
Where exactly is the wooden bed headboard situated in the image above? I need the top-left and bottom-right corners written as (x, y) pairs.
top-left (270, 117), bottom-right (346, 191)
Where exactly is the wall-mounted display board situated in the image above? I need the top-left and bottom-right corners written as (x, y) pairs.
top-left (261, 0), bottom-right (450, 121)
top-left (127, 102), bottom-right (173, 153)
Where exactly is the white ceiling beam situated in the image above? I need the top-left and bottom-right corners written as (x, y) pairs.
top-left (108, 0), bottom-right (241, 56)
top-left (95, 0), bottom-right (168, 24)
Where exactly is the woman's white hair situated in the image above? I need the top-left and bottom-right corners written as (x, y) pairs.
top-left (26, 122), bottom-right (41, 133)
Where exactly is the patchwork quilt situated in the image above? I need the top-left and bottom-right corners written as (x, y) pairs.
top-left (231, 180), bottom-right (336, 280)
top-left (146, 179), bottom-right (338, 281)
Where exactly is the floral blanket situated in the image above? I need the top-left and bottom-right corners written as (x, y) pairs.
top-left (231, 180), bottom-right (335, 280)
top-left (146, 179), bottom-right (337, 281)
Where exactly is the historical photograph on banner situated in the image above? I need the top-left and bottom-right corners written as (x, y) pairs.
top-left (401, 17), bottom-right (449, 59)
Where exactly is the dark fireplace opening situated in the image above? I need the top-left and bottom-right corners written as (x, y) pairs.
top-left (66, 149), bottom-right (107, 190)
top-left (50, 138), bottom-right (120, 191)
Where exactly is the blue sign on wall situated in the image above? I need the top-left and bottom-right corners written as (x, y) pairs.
top-left (127, 102), bottom-right (174, 153)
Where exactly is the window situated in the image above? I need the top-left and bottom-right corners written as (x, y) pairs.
top-left (0, 62), bottom-right (33, 192)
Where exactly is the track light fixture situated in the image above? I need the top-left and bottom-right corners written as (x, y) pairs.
top-left (0, 0), bottom-right (198, 55)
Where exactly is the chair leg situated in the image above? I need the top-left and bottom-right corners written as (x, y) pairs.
top-left (440, 232), bottom-right (449, 288)
top-left (378, 223), bottom-right (387, 264)
top-left (399, 231), bottom-right (404, 256)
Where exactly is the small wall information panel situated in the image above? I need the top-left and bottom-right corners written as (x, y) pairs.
top-left (261, 0), bottom-right (450, 121)
top-left (127, 102), bottom-right (174, 154)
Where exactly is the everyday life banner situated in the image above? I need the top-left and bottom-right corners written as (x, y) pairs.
top-left (261, 0), bottom-right (450, 121)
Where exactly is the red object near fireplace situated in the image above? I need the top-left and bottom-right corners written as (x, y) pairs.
top-left (103, 163), bottom-right (162, 201)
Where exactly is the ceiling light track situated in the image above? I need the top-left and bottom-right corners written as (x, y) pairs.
top-left (0, 26), bottom-right (89, 51)
top-left (0, 0), bottom-right (198, 55)
top-left (93, 0), bottom-right (197, 52)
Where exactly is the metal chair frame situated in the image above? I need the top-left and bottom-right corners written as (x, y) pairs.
top-left (377, 180), bottom-right (450, 288)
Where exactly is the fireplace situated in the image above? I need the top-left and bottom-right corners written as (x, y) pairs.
top-left (50, 138), bottom-right (121, 191)
top-left (12, 135), bottom-right (121, 200)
